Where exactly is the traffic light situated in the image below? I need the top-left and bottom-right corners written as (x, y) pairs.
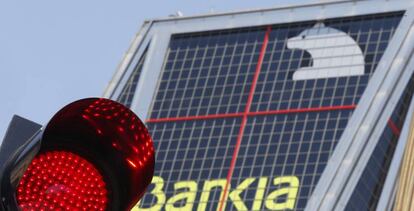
top-left (0, 98), bottom-right (155, 211)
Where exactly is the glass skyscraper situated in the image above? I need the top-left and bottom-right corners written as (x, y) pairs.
top-left (104, 1), bottom-right (414, 210)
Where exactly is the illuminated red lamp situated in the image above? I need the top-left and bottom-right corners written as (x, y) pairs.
top-left (17, 151), bottom-right (107, 211)
top-left (13, 98), bottom-right (155, 211)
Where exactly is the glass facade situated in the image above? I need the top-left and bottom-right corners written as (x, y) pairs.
top-left (135, 12), bottom-right (403, 210)
top-left (117, 49), bottom-right (148, 107)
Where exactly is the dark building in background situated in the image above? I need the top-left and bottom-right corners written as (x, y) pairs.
top-left (104, 0), bottom-right (414, 210)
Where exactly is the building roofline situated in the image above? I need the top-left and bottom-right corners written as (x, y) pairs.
top-left (145, 0), bottom-right (367, 23)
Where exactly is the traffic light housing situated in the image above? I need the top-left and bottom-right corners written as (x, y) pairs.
top-left (0, 98), bottom-right (155, 211)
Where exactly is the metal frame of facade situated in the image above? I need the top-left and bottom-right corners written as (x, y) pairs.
top-left (376, 88), bottom-right (414, 211)
top-left (103, 1), bottom-right (414, 210)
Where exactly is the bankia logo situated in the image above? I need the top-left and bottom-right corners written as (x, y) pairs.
top-left (287, 23), bottom-right (365, 80)
top-left (135, 176), bottom-right (300, 211)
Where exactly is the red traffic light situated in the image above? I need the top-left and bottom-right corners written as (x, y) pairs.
top-left (0, 98), bottom-right (155, 211)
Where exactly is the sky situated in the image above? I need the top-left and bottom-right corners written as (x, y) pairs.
top-left (0, 0), bottom-right (317, 141)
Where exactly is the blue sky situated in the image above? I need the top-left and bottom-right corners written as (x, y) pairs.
top-left (0, 0), bottom-right (313, 140)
